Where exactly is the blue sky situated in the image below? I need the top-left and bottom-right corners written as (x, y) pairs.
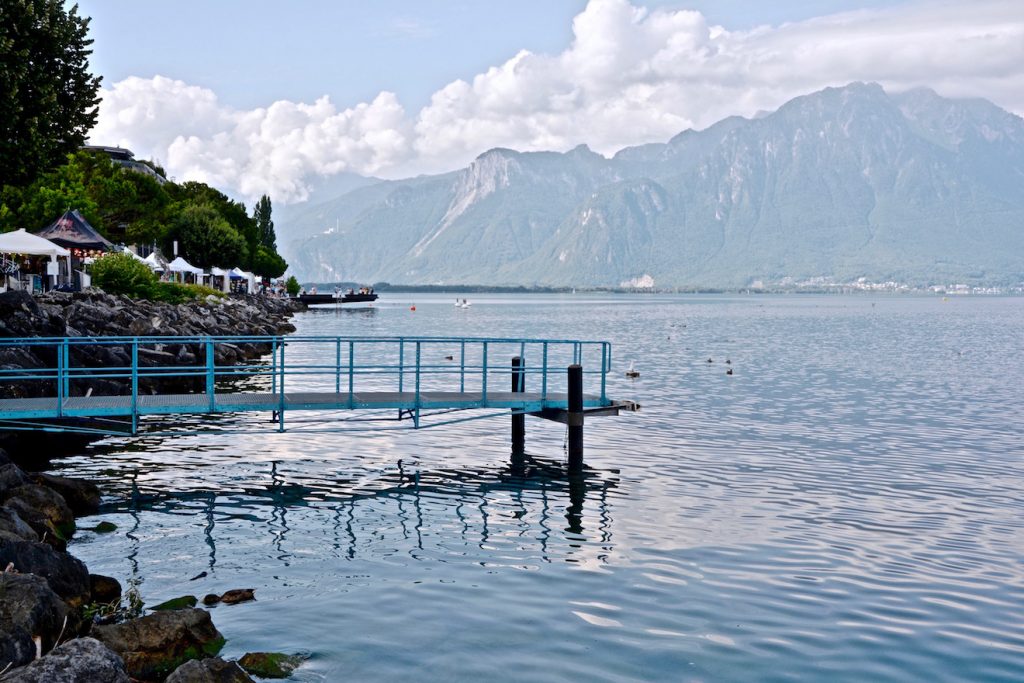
top-left (79, 0), bottom-right (1024, 203)
top-left (80, 0), bottom-right (903, 110)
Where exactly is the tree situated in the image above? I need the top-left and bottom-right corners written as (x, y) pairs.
top-left (251, 245), bottom-right (287, 278)
top-left (285, 276), bottom-right (300, 296)
top-left (252, 194), bottom-right (276, 250)
top-left (165, 203), bottom-right (248, 268)
top-left (0, 1), bottom-right (102, 186)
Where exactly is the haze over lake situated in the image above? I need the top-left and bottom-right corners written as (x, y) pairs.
top-left (65, 293), bottom-right (1024, 682)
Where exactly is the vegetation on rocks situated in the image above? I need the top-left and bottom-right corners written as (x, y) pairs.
top-left (90, 252), bottom-right (225, 303)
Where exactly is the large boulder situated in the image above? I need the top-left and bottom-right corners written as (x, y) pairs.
top-left (0, 464), bottom-right (29, 498)
top-left (1, 637), bottom-right (130, 682)
top-left (0, 539), bottom-right (90, 608)
top-left (29, 473), bottom-right (101, 516)
top-left (165, 658), bottom-right (255, 683)
top-left (91, 608), bottom-right (226, 681)
top-left (0, 506), bottom-right (39, 543)
top-left (0, 573), bottom-right (71, 669)
top-left (89, 574), bottom-right (122, 604)
top-left (2, 484), bottom-right (75, 539)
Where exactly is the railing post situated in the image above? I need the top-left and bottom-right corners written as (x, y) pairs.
top-left (62, 341), bottom-right (70, 399)
top-left (335, 338), bottom-right (341, 394)
top-left (414, 341), bottom-right (421, 428)
top-left (511, 356), bottom-right (525, 455)
top-left (459, 340), bottom-right (466, 393)
top-left (56, 340), bottom-right (64, 417)
top-left (348, 340), bottom-right (354, 408)
top-left (567, 364), bottom-right (584, 472)
top-left (398, 339), bottom-right (405, 393)
top-left (131, 338), bottom-right (139, 435)
top-left (205, 339), bottom-right (215, 412)
top-left (482, 341), bottom-right (488, 404)
top-left (600, 343), bottom-right (608, 405)
top-left (271, 338), bottom-right (278, 394)
top-left (278, 341), bottom-right (285, 431)
top-left (542, 342), bottom-right (548, 400)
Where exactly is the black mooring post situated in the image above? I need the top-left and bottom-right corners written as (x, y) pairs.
top-left (512, 356), bottom-right (525, 455)
top-left (567, 363), bottom-right (584, 471)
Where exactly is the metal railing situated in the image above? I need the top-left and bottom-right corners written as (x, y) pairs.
top-left (0, 335), bottom-right (613, 433)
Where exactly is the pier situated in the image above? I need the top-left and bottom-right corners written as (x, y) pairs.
top-left (0, 335), bottom-right (638, 470)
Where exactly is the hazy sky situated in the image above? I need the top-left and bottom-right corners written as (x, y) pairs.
top-left (80, 0), bottom-right (1024, 203)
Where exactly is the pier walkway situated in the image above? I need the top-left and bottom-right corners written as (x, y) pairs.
top-left (0, 335), bottom-right (637, 467)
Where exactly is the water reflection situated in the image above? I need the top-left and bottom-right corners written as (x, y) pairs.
top-left (103, 451), bottom-right (619, 571)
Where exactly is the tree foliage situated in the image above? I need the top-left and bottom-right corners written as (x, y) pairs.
top-left (0, 0), bottom-right (102, 186)
top-left (253, 194), bottom-right (276, 250)
top-left (251, 245), bottom-right (287, 278)
top-left (285, 276), bottom-right (300, 296)
top-left (165, 203), bottom-right (248, 269)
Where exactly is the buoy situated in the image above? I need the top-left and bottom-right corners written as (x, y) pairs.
top-left (410, 305), bottom-right (416, 311)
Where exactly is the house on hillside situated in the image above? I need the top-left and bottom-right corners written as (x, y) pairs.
top-left (81, 145), bottom-right (167, 184)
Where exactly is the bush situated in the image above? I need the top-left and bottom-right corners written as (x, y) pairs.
top-left (90, 252), bottom-right (157, 298)
top-left (285, 275), bottom-right (300, 296)
top-left (150, 282), bottom-right (226, 304)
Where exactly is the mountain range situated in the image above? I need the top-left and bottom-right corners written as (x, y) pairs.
top-left (278, 83), bottom-right (1024, 288)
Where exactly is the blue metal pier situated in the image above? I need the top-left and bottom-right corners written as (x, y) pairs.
top-left (0, 335), bottom-right (637, 466)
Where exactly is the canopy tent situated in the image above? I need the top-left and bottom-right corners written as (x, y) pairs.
top-left (209, 267), bottom-right (231, 292)
top-left (0, 229), bottom-right (71, 257)
top-left (143, 252), bottom-right (166, 271)
top-left (229, 267), bottom-right (256, 292)
top-left (167, 256), bottom-right (203, 275)
top-left (0, 229), bottom-right (72, 291)
top-left (35, 210), bottom-right (114, 252)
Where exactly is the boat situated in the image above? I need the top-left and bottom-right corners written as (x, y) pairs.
top-left (298, 289), bottom-right (379, 306)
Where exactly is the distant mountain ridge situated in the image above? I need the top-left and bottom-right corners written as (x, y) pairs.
top-left (280, 83), bottom-right (1024, 288)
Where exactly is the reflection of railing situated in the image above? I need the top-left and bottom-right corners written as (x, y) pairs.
top-left (0, 335), bottom-right (617, 437)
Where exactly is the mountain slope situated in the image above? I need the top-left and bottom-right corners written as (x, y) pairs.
top-left (280, 83), bottom-right (1024, 287)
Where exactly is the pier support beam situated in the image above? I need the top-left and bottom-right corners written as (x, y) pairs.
top-left (512, 356), bottom-right (525, 455)
top-left (567, 364), bottom-right (584, 472)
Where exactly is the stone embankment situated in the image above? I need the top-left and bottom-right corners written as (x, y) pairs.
top-left (0, 290), bottom-right (308, 680)
top-left (0, 289), bottom-right (303, 400)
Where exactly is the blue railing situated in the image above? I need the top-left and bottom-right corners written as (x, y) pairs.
top-left (0, 335), bottom-right (613, 433)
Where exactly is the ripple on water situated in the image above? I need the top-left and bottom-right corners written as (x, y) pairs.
top-left (64, 294), bottom-right (1024, 682)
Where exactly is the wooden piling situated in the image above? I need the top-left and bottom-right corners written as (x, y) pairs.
top-left (512, 356), bottom-right (525, 455)
top-left (567, 364), bottom-right (584, 471)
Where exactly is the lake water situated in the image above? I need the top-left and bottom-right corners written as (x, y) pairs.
top-left (64, 294), bottom-right (1024, 681)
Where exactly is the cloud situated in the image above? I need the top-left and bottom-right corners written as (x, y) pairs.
top-left (91, 0), bottom-right (1024, 203)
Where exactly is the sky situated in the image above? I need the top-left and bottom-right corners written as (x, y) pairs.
top-left (78, 0), bottom-right (1024, 204)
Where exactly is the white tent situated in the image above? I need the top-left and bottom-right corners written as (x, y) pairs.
top-left (0, 229), bottom-right (72, 290)
top-left (230, 267), bottom-right (256, 292)
top-left (210, 267), bottom-right (231, 292)
top-left (143, 252), bottom-right (166, 271)
top-left (167, 256), bottom-right (203, 275)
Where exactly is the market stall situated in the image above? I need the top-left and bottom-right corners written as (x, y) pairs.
top-left (0, 229), bottom-right (72, 292)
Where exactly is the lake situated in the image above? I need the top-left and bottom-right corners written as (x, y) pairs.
top-left (64, 293), bottom-right (1024, 681)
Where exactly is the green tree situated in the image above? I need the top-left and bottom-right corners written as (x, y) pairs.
top-left (251, 245), bottom-right (287, 278)
top-left (165, 203), bottom-right (247, 268)
top-left (285, 276), bottom-right (300, 296)
top-left (252, 194), bottom-right (276, 250)
top-left (0, 1), bottom-right (102, 186)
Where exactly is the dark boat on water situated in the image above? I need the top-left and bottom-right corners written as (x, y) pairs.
top-left (298, 290), bottom-right (379, 306)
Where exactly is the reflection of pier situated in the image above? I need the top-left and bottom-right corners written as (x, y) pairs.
top-left (109, 454), bottom-right (618, 569)
top-left (0, 335), bottom-right (638, 471)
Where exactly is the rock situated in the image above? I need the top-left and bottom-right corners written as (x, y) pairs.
top-left (0, 448), bottom-right (12, 466)
top-left (1, 637), bottom-right (130, 682)
top-left (0, 573), bottom-right (71, 669)
top-left (2, 484), bottom-right (75, 540)
top-left (0, 539), bottom-right (90, 608)
top-left (166, 657), bottom-right (255, 683)
top-left (0, 464), bottom-right (29, 497)
top-left (90, 574), bottom-right (123, 604)
top-left (237, 652), bottom-right (306, 679)
top-left (3, 498), bottom-right (67, 550)
top-left (91, 521), bottom-right (118, 534)
top-left (218, 588), bottom-right (255, 605)
top-left (91, 608), bottom-right (226, 681)
top-left (29, 473), bottom-right (101, 516)
top-left (0, 505), bottom-right (39, 542)
top-left (151, 595), bottom-right (198, 611)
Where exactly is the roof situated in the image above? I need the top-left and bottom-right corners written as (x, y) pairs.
top-left (35, 210), bottom-right (114, 251)
top-left (0, 229), bottom-right (71, 257)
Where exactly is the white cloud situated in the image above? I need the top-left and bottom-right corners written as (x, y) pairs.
top-left (91, 0), bottom-right (1024, 203)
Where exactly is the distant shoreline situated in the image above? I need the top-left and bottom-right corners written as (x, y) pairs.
top-left (301, 282), bottom-right (1024, 296)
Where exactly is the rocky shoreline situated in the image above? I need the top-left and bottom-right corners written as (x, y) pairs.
top-left (0, 290), bottom-right (308, 681)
